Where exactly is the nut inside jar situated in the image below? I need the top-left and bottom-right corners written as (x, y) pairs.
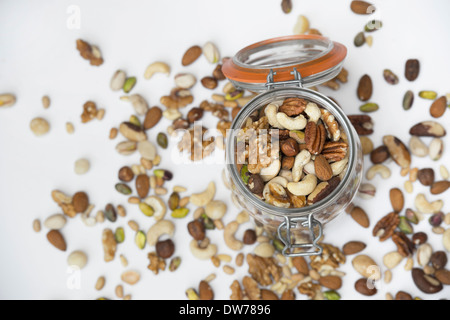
top-left (235, 96), bottom-right (349, 209)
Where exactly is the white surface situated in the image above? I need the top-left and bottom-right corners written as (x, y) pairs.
top-left (0, 0), bottom-right (449, 300)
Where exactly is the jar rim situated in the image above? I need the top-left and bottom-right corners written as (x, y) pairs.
top-left (226, 87), bottom-right (359, 218)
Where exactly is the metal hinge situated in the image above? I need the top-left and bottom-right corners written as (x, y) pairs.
top-left (265, 67), bottom-right (303, 90)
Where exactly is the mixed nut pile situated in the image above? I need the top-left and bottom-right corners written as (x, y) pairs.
top-left (1, 0), bottom-right (448, 300)
top-left (237, 97), bottom-right (349, 208)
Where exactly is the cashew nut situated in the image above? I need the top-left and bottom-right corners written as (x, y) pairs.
top-left (189, 239), bottom-right (217, 260)
top-left (146, 220), bottom-right (175, 246)
top-left (120, 94), bottom-right (149, 115)
top-left (263, 177), bottom-right (288, 198)
top-left (414, 193), bottom-right (444, 214)
top-left (265, 103), bottom-right (285, 129)
top-left (279, 169), bottom-right (294, 182)
top-left (304, 102), bottom-right (321, 123)
top-left (190, 181), bottom-right (216, 206)
top-left (366, 164), bottom-right (391, 180)
top-left (163, 108), bottom-right (182, 120)
top-left (276, 112), bottom-right (307, 131)
top-left (205, 200), bottom-right (227, 220)
top-left (287, 174), bottom-right (318, 196)
top-left (331, 157), bottom-right (348, 176)
top-left (144, 61), bottom-right (170, 79)
top-left (292, 150), bottom-right (311, 182)
top-left (254, 242), bottom-right (275, 258)
top-left (260, 159), bottom-right (281, 182)
top-left (224, 221), bottom-right (244, 251)
top-left (303, 160), bottom-right (316, 175)
top-left (144, 196), bottom-right (167, 220)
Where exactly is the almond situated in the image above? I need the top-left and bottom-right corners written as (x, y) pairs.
top-left (182, 45), bottom-right (202, 66)
top-left (260, 289), bottom-right (279, 300)
top-left (47, 230), bottom-right (67, 251)
top-left (350, 206), bottom-right (370, 228)
top-left (430, 96), bottom-right (447, 118)
top-left (355, 278), bottom-right (377, 296)
top-left (135, 174), bottom-right (150, 198)
top-left (435, 269), bottom-right (450, 285)
top-left (198, 280), bottom-right (214, 300)
top-left (319, 275), bottom-right (342, 290)
top-left (314, 154), bottom-right (333, 181)
top-left (292, 256), bottom-right (309, 275)
top-left (143, 106), bottom-right (162, 130)
top-left (350, 1), bottom-right (375, 15)
top-left (343, 241), bottom-right (367, 255)
top-left (389, 188), bottom-right (404, 212)
top-left (357, 74), bottom-right (373, 101)
top-left (430, 180), bottom-right (450, 195)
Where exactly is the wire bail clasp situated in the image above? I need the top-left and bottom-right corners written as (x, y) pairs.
top-left (265, 67), bottom-right (303, 90)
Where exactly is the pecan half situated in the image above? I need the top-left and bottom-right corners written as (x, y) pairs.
top-left (230, 280), bottom-right (244, 300)
top-left (321, 141), bottom-right (348, 162)
top-left (392, 231), bottom-right (415, 257)
top-left (372, 212), bottom-right (400, 242)
top-left (278, 98), bottom-right (307, 116)
top-left (310, 243), bottom-right (346, 271)
top-left (348, 115), bottom-right (374, 135)
top-left (247, 254), bottom-right (282, 286)
top-left (305, 122), bottom-right (326, 155)
top-left (321, 108), bottom-right (341, 141)
top-left (242, 276), bottom-right (261, 300)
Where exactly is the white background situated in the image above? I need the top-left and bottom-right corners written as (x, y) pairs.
top-left (0, 0), bottom-right (449, 300)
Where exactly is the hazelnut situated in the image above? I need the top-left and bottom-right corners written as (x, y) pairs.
top-left (155, 239), bottom-right (175, 259)
top-left (248, 174), bottom-right (264, 196)
top-left (118, 166), bottom-right (134, 182)
top-left (281, 138), bottom-right (300, 157)
top-left (281, 156), bottom-right (295, 170)
top-left (187, 220), bottom-right (206, 241)
top-left (243, 229), bottom-right (257, 245)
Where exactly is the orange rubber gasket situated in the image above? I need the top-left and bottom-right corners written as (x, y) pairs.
top-left (222, 35), bottom-right (347, 84)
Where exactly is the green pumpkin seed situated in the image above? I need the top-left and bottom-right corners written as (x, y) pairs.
top-left (354, 32), bottom-right (365, 47)
top-left (168, 192), bottom-right (180, 210)
top-left (398, 216), bottom-right (413, 234)
top-left (171, 207), bottom-right (189, 218)
top-left (105, 204), bottom-right (117, 222)
top-left (403, 90), bottom-right (414, 110)
top-left (135, 231), bottom-right (146, 249)
top-left (115, 183), bottom-right (132, 195)
top-left (324, 290), bottom-right (341, 300)
top-left (157, 132), bottom-right (168, 149)
top-left (418, 90), bottom-right (437, 100)
top-left (123, 77), bottom-right (136, 93)
top-left (240, 164), bottom-right (250, 184)
top-left (129, 115), bottom-right (141, 127)
top-left (273, 239), bottom-right (285, 252)
top-left (115, 227), bottom-right (125, 243)
top-left (365, 20), bottom-right (382, 32)
top-left (201, 214), bottom-right (215, 230)
top-left (169, 256), bottom-right (181, 272)
top-left (139, 202), bottom-right (154, 217)
top-left (359, 103), bottom-right (379, 113)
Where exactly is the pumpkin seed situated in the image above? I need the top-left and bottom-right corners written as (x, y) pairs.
top-left (157, 132), bottom-right (168, 149)
top-left (419, 91), bottom-right (438, 100)
top-left (123, 77), bottom-right (137, 93)
top-left (115, 227), bottom-right (125, 243)
top-left (139, 202), bottom-right (154, 217)
top-left (354, 32), bottom-right (365, 47)
top-left (324, 290), bottom-right (341, 300)
top-left (403, 90), bottom-right (414, 110)
top-left (168, 192), bottom-right (180, 210)
top-left (359, 103), bottom-right (379, 112)
top-left (115, 183), bottom-right (132, 195)
top-left (135, 231), bottom-right (146, 249)
top-left (171, 208), bottom-right (189, 218)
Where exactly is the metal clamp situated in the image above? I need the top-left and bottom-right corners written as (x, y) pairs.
top-left (265, 67), bottom-right (303, 90)
top-left (277, 213), bottom-right (323, 257)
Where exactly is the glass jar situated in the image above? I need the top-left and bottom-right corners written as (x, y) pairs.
top-left (222, 35), bottom-right (363, 257)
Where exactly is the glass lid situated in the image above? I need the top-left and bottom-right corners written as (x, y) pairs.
top-left (222, 35), bottom-right (347, 92)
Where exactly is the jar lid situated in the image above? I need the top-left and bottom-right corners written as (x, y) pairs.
top-left (222, 35), bottom-right (347, 92)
